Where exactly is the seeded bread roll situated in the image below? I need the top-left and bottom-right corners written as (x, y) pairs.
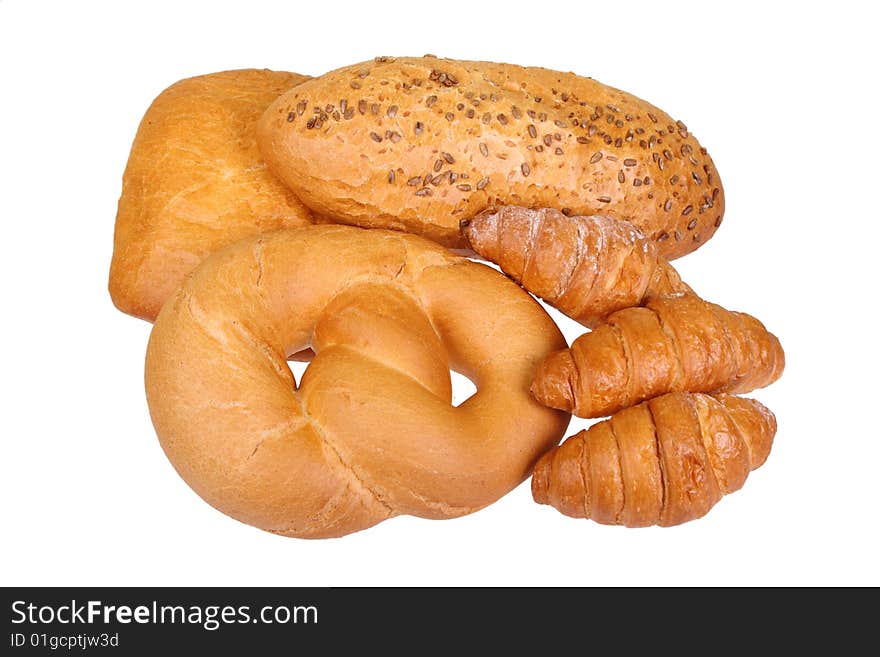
top-left (110, 69), bottom-right (314, 322)
top-left (258, 56), bottom-right (724, 257)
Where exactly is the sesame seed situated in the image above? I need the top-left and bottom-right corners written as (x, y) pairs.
top-left (623, 158), bottom-right (637, 167)
top-left (387, 105), bottom-right (398, 118)
top-left (482, 112), bottom-right (491, 124)
top-left (286, 111), bottom-right (295, 122)
top-left (543, 135), bottom-right (552, 147)
top-left (663, 149), bottom-right (673, 160)
top-left (445, 112), bottom-right (454, 122)
top-left (674, 231), bottom-right (682, 241)
top-left (449, 172), bottom-right (458, 183)
top-left (466, 109), bottom-right (475, 118)
top-left (687, 218), bottom-right (698, 230)
top-left (423, 173), bottom-right (432, 186)
top-left (350, 81), bottom-right (361, 89)
top-left (682, 205), bottom-right (693, 216)
top-left (442, 152), bottom-right (455, 164)
top-left (434, 159), bottom-right (444, 172)
top-left (511, 106), bottom-right (522, 119)
top-left (576, 136), bottom-right (589, 144)
top-left (555, 147), bottom-right (564, 155)
top-left (670, 174), bottom-right (679, 184)
top-left (681, 144), bottom-right (693, 156)
top-left (358, 100), bottom-right (367, 115)
top-left (389, 132), bottom-right (401, 143)
top-left (714, 216), bottom-right (723, 227)
top-left (426, 95), bottom-right (437, 108)
top-left (647, 112), bottom-right (658, 123)
top-left (415, 188), bottom-right (432, 197)
top-left (528, 125), bottom-right (537, 138)
top-left (479, 143), bottom-right (489, 157)
top-left (664, 199), bottom-right (673, 211)
top-left (598, 196), bottom-right (612, 203)
top-left (476, 177), bottom-right (490, 190)
top-left (498, 114), bottom-right (508, 125)
top-left (370, 104), bottom-right (379, 115)
top-left (407, 176), bottom-right (421, 186)
top-left (414, 121), bottom-right (424, 135)
top-left (431, 174), bottom-right (445, 186)
top-left (343, 108), bottom-right (355, 120)
top-left (457, 184), bottom-right (472, 191)
top-left (657, 231), bottom-right (669, 241)
top-left (388, 170), bottom-right (396, 184)
top-left (590, 152), bottom-right (603, 164)
top-left (618, 171), bottom-right (625, 183)
top-left (633, 178), bottom-right (642, 187)
top-left (521, 163), bottom-right (530, 176)
top-left (370, 132), bottom-right (382, 143)
top-left (692, 172), bottom-right (702, 184)
top-left (644, 176), bottom-right (652, 185)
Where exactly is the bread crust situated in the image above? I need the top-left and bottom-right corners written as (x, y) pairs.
top-left (109, 69), bottom-right (314, 321)
top-left (258, 56), bottom-right (724, 256)
top-left (145, 225), bottom-right (569, 538)
top-left (532, 392), bottom-right (776, 527)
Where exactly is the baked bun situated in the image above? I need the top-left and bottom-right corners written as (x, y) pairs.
top-left (110, 69), bottom-right (314, 321)
top-left (145, 225), bottom-right (569, 538)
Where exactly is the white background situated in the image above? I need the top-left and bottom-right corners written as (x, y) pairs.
top-left (1, 0), bottom-right (877, 586)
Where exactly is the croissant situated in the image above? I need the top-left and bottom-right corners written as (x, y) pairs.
top-left (532, 392), bottom-right (776, 527)
top-left (532, 294), bottom-right (784, 418)
top-left (462, 206), bottom-right (690, 327)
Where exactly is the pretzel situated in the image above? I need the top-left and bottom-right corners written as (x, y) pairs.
top-left (145, 225), bottom-right (570, 538)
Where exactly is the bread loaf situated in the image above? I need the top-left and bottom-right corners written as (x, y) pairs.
top-left (109, 69), bottom-right (314, 321)
top-left (145, 225), bottom-right (569, 538)
top-left (258, 56), bottom-right (724, 256)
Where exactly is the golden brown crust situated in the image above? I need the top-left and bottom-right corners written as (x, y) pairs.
top-left (532, 295), bottom-right (785, 417)
top-left (145, 225), bottom-right (569, 538)
top-left (531, 392), bottom-right (776, 527)
top-left (462, 206), bottom-right (690, 327)
top-left (109, 69), bottom-right (314, 321)
top-left (258, 56), bottom-right (724, 256)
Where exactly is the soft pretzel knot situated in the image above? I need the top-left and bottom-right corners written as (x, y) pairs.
top-left (145, 225), bottom-right (569, 538)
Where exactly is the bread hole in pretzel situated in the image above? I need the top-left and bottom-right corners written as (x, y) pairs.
top-left (450, 369), bottom-right (477, 407)
top-left (287, 351), bottom-right (476, 407)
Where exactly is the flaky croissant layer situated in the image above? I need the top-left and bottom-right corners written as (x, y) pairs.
top-left (532, 294), bottom-right (784, 418)
top-left (463, 206), bottom-right (690, 328)
top-left (532, 392), bottom-right (776, 527)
